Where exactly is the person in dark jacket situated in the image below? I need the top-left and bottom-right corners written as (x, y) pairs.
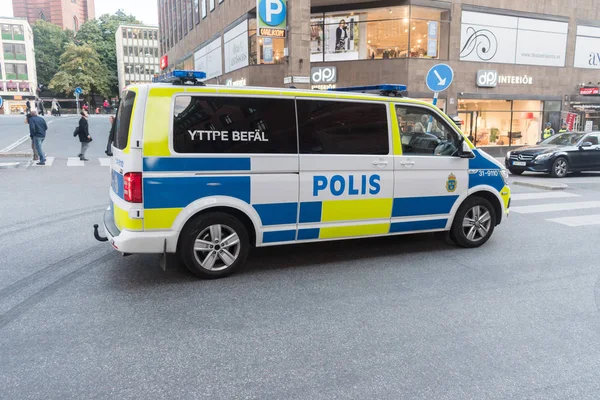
top-left (106, 115), bottom-right (115, 156)
top-left (28, 109), bottom-right (48, 165)
top-left (25, 100), bottom-right (31, 114)
top-left (77, 110), bottom-right (92, 161)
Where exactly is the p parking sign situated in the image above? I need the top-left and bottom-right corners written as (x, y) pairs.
top-left (257, 0), bottom-right (286, 37)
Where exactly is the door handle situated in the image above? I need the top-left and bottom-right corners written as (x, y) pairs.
top-left (372, 160), bottom-right (389, 167)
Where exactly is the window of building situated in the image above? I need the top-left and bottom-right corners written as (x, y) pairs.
top-left (297, 100), bottom-right (389, 155)
top-left (186, 0), bottom-right (193, 31)
top-left (247, 18), bottom-right (283, 65)
top-left (193, 0), bottom-right (199, 24)
top-left (5, 63), bottom-right (17, 80)
top-left (15, 44), bottom-right (26, 60)
top-left (3, 43), bottom-right (14, 60)
top-left (16, 64), bottom-right (28, 79)
top-left (72, 0), bottom-right (77, 3)
top-left (210, 0), bottom-right (215, 11)
top-left (12, 25), bottom-right (24, 40)
top-left (458, 99), bottom-right (545, 147)
top-left (173, 96), bottom-right (298, 154)
top-left (1, 25), bottom-right (12, 40)
top-left (73, 16), bottom-right (79, 32)
top-left (310, 5), bottom-right (450, 62)
top-left (202, 0), bottom-right (207, 19)
top-left (39, 11), bottom-right (46, 21)
top-left (396, 105), bottom-right (460, 156)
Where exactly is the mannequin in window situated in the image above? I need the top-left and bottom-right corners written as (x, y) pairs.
top-left (335, 20), bottom-right (348, 52)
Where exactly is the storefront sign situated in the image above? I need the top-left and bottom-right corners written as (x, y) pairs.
top-left (283, 76), bottom-right (292, 84)
top-left (580, 87), bottom-right (600, 95)
top-left (460, 11), bottom-right (568, 67)
top-left (292, 76), bottom-right (310, 84)
top-left (194, 37), bottom-right (222, 81)
top-left (257, 0), bottom-right (286, 37)
top-left (311, 84), bottom-right (336, 90)
top-left (585, 120), bottom-right (594, 132)
top-left (160, 55), bottom-right (168, 70)
top-left (574, 26), bottom-right (600, 69)
top-left (476, 70), bottom-right (533, 87)
top-left (224, 20), bottom-right (249, 73)
top-left (263, 38), bottom-right (273, 63)
top-left (226, 78), bottom-right (247, 86)
top-left (566, 112), bottom-right (577, 131)
top-left (311, 66), bottom-right (337, 84)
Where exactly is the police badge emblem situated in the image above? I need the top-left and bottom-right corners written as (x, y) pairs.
top-left (446, 173), bottom-right (457, 192)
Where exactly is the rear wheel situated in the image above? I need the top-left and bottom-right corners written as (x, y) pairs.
top-left (451, 197), bottom-right (496, 248)
top-left (179, 212), bottom-right (250, 279)
top-left (551, 157), bottom-right (568, 178)
top-left (508, 168), bottom-right (524, 175)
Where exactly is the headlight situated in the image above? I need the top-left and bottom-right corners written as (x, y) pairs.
top-left (535, 153), bottom-right (554, 161)
top-left (506, 151), bottom-right (512, 159)
top-left (500, 169), bottom-right (509, 184)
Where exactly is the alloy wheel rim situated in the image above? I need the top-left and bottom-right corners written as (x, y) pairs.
top-left (555, 160), bottom-right (567, 176)
top-left (462, 205), bottom-right (492, 242)
top-left (193, 224), bottom-right (241, 271)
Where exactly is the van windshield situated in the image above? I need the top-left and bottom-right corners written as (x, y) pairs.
top-left (114, 91), bottom-right (136, 150)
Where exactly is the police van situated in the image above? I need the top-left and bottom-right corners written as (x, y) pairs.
top-left (94, 71), bottom-right (511, 279)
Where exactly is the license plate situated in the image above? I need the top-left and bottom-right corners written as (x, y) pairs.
top-left (512, 161), bottom-right (526, 166)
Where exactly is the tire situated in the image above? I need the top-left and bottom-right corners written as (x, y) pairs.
top-left (508, 168), bottom-right (524, 175)
top-left (550, 157), bottom-right (568, 178)
top-left (178, 212), bottom-right (250, 279)
top-left (450, 196), bottom-right (496, 248)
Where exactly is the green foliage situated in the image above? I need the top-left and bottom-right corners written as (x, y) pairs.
top-left (76, 9), bottom-right (140, 96)
top-left (49, 44), bottom-right (111, 100)
top-left (31, 21), bottom-right (73, 87)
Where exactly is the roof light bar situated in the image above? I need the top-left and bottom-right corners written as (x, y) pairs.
top-left (152, 70), bottom-right (207, 84)
top-left (329, 84), bottom-right (407, 97)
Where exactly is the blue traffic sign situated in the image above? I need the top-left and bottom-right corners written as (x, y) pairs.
top-left (426, 64), bottom-right (454, 93)
top-left (75, 87), bottom-right (83, 95)
top-left (0, 96), bottom-right (3, 108)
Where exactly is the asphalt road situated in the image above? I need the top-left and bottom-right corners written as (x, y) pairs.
top-left (3, 116), bottom-right (600, 399)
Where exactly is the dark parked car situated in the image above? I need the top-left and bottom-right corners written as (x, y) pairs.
top-left (505, 132), bottom-right (600, 178)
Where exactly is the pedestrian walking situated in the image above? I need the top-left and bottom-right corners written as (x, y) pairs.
top-left (51, 98), bottom-right (61, 116)
top-left (77, 110), bottom-right (92, 161)
top-left (25, 114), bottom-right (39, 161)
top-left (25, 99), bottom-right (31, 115)
top-left (103, 99), bottom-right (110, 114)
top-left (28, 109), bottom-right (47, 165)
top-left (37, 98), bottom-right (45, 116)
top-left (106, 115), bottom-right (116, 156)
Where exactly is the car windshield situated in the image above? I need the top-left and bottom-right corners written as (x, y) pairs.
top-left (540, 133), bottom-right (583, 146)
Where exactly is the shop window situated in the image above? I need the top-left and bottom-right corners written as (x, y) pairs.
top-left (172, 96), bottom-right (298, 154)
top-left (2, 24), bottom-right (12, 40)
top-left (310, 5), bottom-right (450, 62)
top-left (396, 105), bottom-right (460, 155)
top-left (256, 37), bottom-right (284, 64)
top-left (297, 100), bottom-right (389, 155)
top-left (13, 25), bottom-right (24, 40)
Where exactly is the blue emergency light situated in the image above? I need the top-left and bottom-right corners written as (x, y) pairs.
top-left (152, 70), bottom-right (207, 84)
top-left (329, 84), bottom-right (407, 97)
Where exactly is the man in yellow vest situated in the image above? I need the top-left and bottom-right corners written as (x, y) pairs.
top-left (558, 122), bottom-right (568, 133)
top-left (542, 122), bottom-right (555, 140)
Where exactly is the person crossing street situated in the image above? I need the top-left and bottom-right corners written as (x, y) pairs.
top-left (28, 109), bottom-right (48, 166)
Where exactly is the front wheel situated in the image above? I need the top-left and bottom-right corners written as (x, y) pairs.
top-left (551, 157), bottom-right (568, 178)
top-left (451, 197), bottom-right (496, 248)
top-left (179, 212), bottom-right (250, 279)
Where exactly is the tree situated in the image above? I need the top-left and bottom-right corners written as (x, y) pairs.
top-left (49, 44), bottom-right (111, 102)
top-left (76, 10), bottom-right (141, 96)
top-left (31, 21), bottom-right (73, 87)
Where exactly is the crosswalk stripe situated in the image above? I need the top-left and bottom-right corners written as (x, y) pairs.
top-left (66, 157), bottom-right (85, 167)
top-left (511, 201), bottom-right (600, 214)
top-left (547, 214), bottom-right (600, 227)
top-left (99, 158), bottom-right (111, 167)
top-left (511, 192), bottom-right (580, 201)
top-left (45, 157), bottom-right (55, 166)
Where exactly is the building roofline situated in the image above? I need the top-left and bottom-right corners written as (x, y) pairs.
top-left (117, 24), bottom-right (159, 30)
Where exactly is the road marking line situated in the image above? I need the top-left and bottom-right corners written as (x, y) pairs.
top-left (67, 157), bottom-right (85, 167)
top-left (32, 156), bottom-right (56, 167)
top-left (511, 201), bottom-right (600, 214)
top-left (0, 135), bottom-right (29, 153)
top-left (99, 158), bottom-right (111, 167)
top-left (547, 214), bottom-right (600, 227)
top-left (511, 192), bottom-right (580, 201)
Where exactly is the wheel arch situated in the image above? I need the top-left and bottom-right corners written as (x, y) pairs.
top-left (459, 186), bottom-right (505, 227)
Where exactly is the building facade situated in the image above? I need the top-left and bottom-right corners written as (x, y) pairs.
top-left (158, 0), bottom-right (600, 154)
top-left (0, 18), bottom-right (37, 114)
top-left (12, 0), bottom-right (95, 32)
top-left (115, 24), bottom-right (160, 93)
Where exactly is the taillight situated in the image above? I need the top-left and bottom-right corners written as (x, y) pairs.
top-left (123, 172), bottom-right (142, 203)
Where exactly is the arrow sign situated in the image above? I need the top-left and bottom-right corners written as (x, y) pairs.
top-left (426, 63), bottom-right (453, 93)
top-left (75, 87), bottom-right (83, 95)
top-left (0, 97), bottom-right (3, 109)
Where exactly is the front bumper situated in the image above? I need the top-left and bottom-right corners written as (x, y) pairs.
top-left (505, 157), bottom-right (552, 172)
top-left (102, 207), bottom-right (176, 254)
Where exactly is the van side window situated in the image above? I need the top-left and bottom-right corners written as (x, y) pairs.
top-left (173, 96), bottom-right (297, 154)
top-left (296, 100), bottom-right (389, 155)
top-left (114, 91), bottom-right (136, 150)
top-left (396, 105), bottom-right (460, 156)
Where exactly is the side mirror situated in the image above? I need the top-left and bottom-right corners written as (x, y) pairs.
top-left (536, 141), bottom-right (541, 145)
top-left (459, 139), bottom-right (475, 158)
top-left (581, 142), bottom-right (593, 148)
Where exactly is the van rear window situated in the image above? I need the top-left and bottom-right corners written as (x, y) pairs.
top-left (114, 91), bottom-right (136, 150)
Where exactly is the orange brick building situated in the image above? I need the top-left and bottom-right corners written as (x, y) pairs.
top-left (12, 0), bottom-right (95, 31)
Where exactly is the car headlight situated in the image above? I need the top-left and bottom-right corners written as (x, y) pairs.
top-left (500, 169), bottom-right (509, 184)
top-left (506, 151), bottom-right (512, 159)
top-left (535, 152), bottom-right (554, 161)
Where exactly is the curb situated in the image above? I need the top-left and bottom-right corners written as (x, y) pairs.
top-left (512, 180), bottom-right (568, 190)
top-left (0, 162), bottom-right (22, 170)
top-left (0, 151), bottom-right (32, 158)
